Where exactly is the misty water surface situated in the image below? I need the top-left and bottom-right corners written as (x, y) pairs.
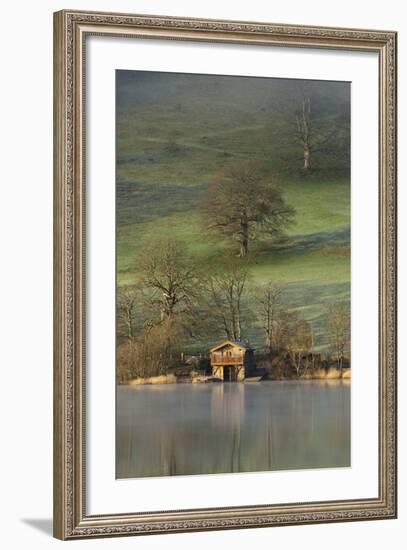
top-left (116, 380), bottom-right (350, 479)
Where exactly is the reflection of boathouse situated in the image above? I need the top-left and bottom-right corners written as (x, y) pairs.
top-left (210, 341), bottom-right (254, 381)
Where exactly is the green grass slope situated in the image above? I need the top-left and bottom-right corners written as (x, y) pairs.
top-left (116, 71), bottom-right (350, 352)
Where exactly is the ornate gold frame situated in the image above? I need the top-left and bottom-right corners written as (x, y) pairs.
top-left (53, 9), bottom-right (397, 540)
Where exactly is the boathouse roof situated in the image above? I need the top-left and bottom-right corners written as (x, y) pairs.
top-left (209, 340), bottom-right (253, 353)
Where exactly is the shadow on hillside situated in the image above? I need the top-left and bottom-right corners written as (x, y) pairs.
top-left (266, 227), bottom-right (350, 255)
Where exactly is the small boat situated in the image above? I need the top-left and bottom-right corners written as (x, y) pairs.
top-left (244, 375), bottom-right (263, 382)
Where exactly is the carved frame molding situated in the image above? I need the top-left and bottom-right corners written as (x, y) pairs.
top-left (53, 10), bottom-right (397, 540)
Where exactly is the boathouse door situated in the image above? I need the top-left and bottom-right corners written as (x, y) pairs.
top-left (223, 366), bottom-right (236, 382)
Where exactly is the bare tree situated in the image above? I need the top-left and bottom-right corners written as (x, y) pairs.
top-left (140, 239), bottom-right (198, 322)
top-left (255, 282), bottom-right (284, 354)
top-left (294, 93), bottom-right (344, 172)
top-left (117, 318), bottom-right (187, 381)
top-left (205, 259), bottom-right (250, 341)
top-left (283, 312), bottom-right (313, 377)
top-left (272, 309), bottom-right (293, 353)
top-left (134, 319), bottom-right (185, 377)
top-left (117, 285), bottom-right (138, 341)
top-left (308, 326), bottom-right (317, 374)
top-left (295, 95), bottom-right (312, 171)
top-left (325, 301), bottom-right (350, 372)
top-left (117, 340), bottom-right (137, 383)
top-left (203, 160), bottom-right (295, 257)
top-left (137, 238), bottom-right (206, 377)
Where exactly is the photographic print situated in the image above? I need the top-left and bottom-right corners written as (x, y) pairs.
top-left (115, 70), bottom-right (351, 479)
top-left (54, 12), bottom-right (397, 538)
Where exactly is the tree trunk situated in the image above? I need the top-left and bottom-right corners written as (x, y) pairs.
top-left (266, 330), bottom-right (272, 354)
top-left (160, 290), bottom-right (176, 320)
top-left (303, 144), bottom-right (311, 171)
top-left (235, 308), bottom-right (242, 341)
top-left (239, 220), bottom-right (249, 257)
top-left (220, 319), bottom-right (231, 340)
top-left (125, 308), bottom-right (133, 341)
top-left (267, 305), bottom-right (273, 354)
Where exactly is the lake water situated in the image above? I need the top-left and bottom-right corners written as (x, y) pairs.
top-left (116, 380), bottom-right (350, 478)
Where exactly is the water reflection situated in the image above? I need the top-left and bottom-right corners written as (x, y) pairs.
top-left (116, 380), bottom-right (350, 478)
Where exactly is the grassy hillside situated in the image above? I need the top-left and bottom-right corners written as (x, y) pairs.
top-left (116, 71), bottom-right (350, 352)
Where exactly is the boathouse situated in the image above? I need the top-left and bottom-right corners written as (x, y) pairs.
top-left (210, 340), bottom-right (254, 381)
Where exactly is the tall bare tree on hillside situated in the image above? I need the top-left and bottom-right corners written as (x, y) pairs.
top-left (295, 95), bottom-right (312, 171)
top-left (255, 282), bottom-right (284, 353)
top-left (292, 93), bottom-right (345, 173)
top-left (205, 259), bottom-right (250, 341)
top-left (140, 239), bottom-right (198, 323)
top-left (126, 239), bottom-right (203, 377)
top-left (203, 160), bottom-right (295, 257)
top-left (117, 285), bottom-right (139, 341)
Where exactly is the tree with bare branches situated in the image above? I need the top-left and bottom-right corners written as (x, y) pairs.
top-left (140, 239), bottom-right (198, 322)
top-left (295, 95), bottom-right (312, 171)
top-left (120, 239), bottom-right (203, 378)
top-left (275, 310), bottom-right (314, 377)
top-left (117, 285), bottom-right (139, 341)
top-left (204, 259), bottom-right (250, 341)
top-left (202, 160), bottom-right (295, 257)
top-left (325, 301), bottom-right (350, 372)
top-left (255, 282), bottom-right (284, 354)
top-left (292, 93), bottom-right (345, 173)
top-left (134, 319), bottom-right (186, 377)
top-left (283, 311), bottom-right (313, 377)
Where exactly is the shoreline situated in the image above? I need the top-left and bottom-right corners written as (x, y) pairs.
top-left (122, 368), bottom-right (351, 386)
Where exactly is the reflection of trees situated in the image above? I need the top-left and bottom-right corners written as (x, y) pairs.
top-left (117, 382), bottom-right (350, 479)
top-left (210, 383), bottom-right (245, 427)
